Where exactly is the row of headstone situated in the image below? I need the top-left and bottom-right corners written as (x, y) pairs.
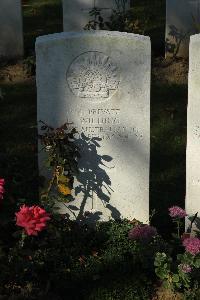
top-left (64, 0), bottom-right (200, 58)
top-left (1, 0), bottom-right (199, 61)
top-left (0, 0), bottom-right (24, 61)
top-left (0, 0), bottom-right (130, 61)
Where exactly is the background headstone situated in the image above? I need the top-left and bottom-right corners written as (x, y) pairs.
top-left (0, 0), bottom-right (24, 61)
top-left (36, 31), bottom-right (150, 223)
top-left (165, 0), bottom-right (200, 58)
top-left (186, 34), bottom-right (200, 228)
top-left (63, 0), bottom-right (129, 31)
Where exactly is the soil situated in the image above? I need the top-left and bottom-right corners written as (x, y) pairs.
top-left (152, 57), bottom-right (188, 85)
top-left (0, 60), bottom-right (34, 84)
top-left (152, 286), bottom-right (183, 300)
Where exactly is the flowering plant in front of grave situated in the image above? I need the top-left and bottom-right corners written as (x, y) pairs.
top-left (128, 224), bottom-right (158, 243)
top-left (168, 206), bottom-right (187, 238)
top-left (154, 206), bottom-right (200, 292)
top-left (38, 121), bottom-right (80, 204)
top-left (0, 178), bottom-right (5, 204)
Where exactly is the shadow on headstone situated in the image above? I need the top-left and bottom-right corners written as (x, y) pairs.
top-left (194, 216), bottom-right (200, 231)
top-left (64, 133), bottom-right (121, 222)
top-left (165, 24), bottom-right (189, 58)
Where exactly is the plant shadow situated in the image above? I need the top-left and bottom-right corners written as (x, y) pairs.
top-left (64, 133), bottom-right (121, 222)
top-left (165, 25), bottom-right (189, 58)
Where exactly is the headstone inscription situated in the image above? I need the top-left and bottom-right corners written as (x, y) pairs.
top-left (186, 34), bottom-right (200, 227)
top-left (165, 0), bottom-right (200, 58)
top-left (36, 31), bottom-right (150, 223)
top-left (0, 0), bottom-right (23, 60)
top-left (62, 0), bottom-right (129, 31)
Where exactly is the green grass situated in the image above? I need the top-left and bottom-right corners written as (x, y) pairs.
top-left (84, 276), bottom-right (152, 300)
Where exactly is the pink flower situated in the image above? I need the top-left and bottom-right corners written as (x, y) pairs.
top-left (182, 237), bottom-right (200, 255)
top-left (128, 224), bottom-right (157, 242)
top-left (0, 178), bottom-right (5, 202)
top-left (178, 263), bottom-right (192, 273)
top-left (169, 206), bottom-right (187, 218)
top-left (15, 205), bottom-right (51, 236)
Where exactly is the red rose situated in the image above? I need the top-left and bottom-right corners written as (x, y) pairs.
top-left (15, 205), bottom-right (51, 236)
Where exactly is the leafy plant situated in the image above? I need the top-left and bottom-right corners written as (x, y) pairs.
top-left (84, 6), bottom-right (106, 30)
top-left (108, 7), bottom-right (147, 34)
top-left (84, 0), bottom-right (146, 34)
top-left (23, 55), bottom-right (36, 76)
top-left (38, 122), bottom-right (80, 204)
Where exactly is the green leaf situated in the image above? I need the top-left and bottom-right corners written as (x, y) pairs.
top-left (163, 263), bottom-right (168, 269)
top-left (155, 268), bottom-right (166, 280)
top-left (154, 260), bottom-right (160, 267)
top-left (172, 274), bottom-right (179, 283)
top-left (175, 282), bottom-right (181, 288)
top-left (163, 281), bottom-right (170, 289)
top-left (194, 258), bottom-right (200, 268)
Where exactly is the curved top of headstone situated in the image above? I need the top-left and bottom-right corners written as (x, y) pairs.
top-left (36, 30), bottom-right (150, 46)
top-left (190, 34), bottom-right (200, 43)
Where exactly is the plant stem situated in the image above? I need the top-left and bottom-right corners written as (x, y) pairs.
top-left (177, 220), bottom-right (180, 239)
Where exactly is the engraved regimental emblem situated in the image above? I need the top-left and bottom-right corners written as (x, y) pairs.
top-left (67, 51), bottom-right (120, 99)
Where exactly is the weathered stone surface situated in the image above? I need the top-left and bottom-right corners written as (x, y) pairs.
top-left (36, 31), bottom-right (150, 223)
top-left (63, 0), bottom-right (129, 31)
top-left (0, 0), bottom-right (23, 60)
top-left (166, 0), bottom-right (200, 58)
top-left (186, 34), bottom-right (200, 226)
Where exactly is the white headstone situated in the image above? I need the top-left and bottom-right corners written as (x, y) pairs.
top-left (186, 34), bottom-right (200, 226)
top-left (63, 0), bottom-right (129, 31)
top-left (0, 0), bottom-right (23, 60)
top-left (36, 31), bottom-right (150, 223)
top-left (166, 0), bottom-right (200, 58)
